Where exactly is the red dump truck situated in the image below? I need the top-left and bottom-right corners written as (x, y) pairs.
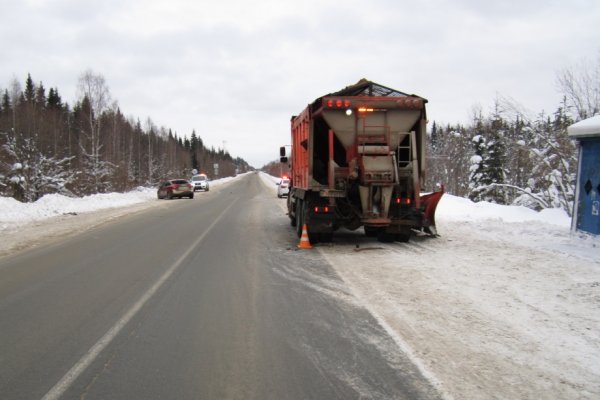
top-left (280, 79), bottom-right (443, 243)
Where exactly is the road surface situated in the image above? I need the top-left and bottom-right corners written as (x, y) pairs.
top-left (0, 173), bottom-right (442, 400)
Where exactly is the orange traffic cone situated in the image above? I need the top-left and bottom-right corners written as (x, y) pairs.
top-left (298, 224), bottom-right (313, 249)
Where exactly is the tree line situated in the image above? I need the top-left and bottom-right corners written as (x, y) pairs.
top-left (263, 56), bottom-right (598, 217)
top-left (0, 70), bottom-right (250, 202)
top-left (424, 56), bottom-right (599, 217)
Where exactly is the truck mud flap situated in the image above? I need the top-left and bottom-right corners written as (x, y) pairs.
top-left (420, 187), bottom-right (444, 235)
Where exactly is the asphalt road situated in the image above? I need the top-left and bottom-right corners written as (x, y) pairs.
top-left (0, 173), bottom-right (442, 400)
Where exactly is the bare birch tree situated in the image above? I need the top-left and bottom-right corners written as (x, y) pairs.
top-left (76, 69), bottom-right (113, 192)
top-left (556, 55), bottom-right (600, 121)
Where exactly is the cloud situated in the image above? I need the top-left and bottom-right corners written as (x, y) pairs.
top-left (1, 0), bottom-right (600, 167)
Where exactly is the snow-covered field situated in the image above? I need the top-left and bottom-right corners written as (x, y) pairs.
top-left (2, 172), bottom-right (599, 399)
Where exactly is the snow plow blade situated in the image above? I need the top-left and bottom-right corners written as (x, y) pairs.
top-left (420, 186), bottom-right (444, 236)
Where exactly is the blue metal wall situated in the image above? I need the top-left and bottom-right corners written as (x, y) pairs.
top-left (577, 138), bottom-right (600, 235)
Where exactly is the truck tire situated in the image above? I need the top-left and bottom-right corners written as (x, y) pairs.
top-left (289, 195), bottom-right (297, 227)
top-left (364, 226), bottom-right (378, 237)
top-left (377, 230), bottom-right (396, 243)
top-left (296, 199), bottom-right (304, 238)
top-left (319, 232), bottom-right (333, 243)
top-left (301, 202), bottom-right (322, 244)
top-left (395, 232), bottom-right (411, 243)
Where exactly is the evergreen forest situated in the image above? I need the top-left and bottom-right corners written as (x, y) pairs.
top-left (424, 55), bottom-right (598, 217)
top-left (0, 70), bottom-right (251, 203)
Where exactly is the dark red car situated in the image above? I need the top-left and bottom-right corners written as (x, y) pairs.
top-left (157, 179), bottom-right (194, 199)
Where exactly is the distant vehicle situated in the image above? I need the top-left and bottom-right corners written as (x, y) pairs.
top-left (157, 179), bottom-right (194, 199)
top-left (191, 174), bottom-right (210, 191)
top-left (277, 177), bottom-right (290, 198)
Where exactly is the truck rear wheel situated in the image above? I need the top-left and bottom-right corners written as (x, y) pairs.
top-left (307, 229), bottom-right (320, 244)
top-left (319, 232), bottom-right (333, 243)
top-left (395, 232), bottom-right (411, 243)
top-left (296, 199), bottom-right (304, 238)
top-left (289, 197), bottom-right (297, 227)
top-left (377, 231), bottom-right (396, 243)
top-left (364, 226), bottom-right (378, 237)
top-left (301, 201), bottom-right (322, 244)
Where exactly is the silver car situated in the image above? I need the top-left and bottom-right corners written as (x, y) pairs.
top-left (277, 178), bottom-right (290, 198)
top-left (191, 174), bottom-right (210, 191)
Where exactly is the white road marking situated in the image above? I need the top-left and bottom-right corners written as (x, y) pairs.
top-left (41, 199), bottom-right (237, 400)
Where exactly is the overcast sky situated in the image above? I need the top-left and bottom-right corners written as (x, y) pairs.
top-left (1, 0), bottom-right (599, 167)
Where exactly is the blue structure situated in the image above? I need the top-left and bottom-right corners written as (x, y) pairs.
top-left (568, 116), bottom-right (600, 235)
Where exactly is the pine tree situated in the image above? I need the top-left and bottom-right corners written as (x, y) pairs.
top-left (35, 82), bottom-right (46, 108)
top-left (47, 87), bottom-right (63, 109)
top-left (521, 107), bottom-right (577, 214)
top-left (468, 133), bottom-right (488, 202)
top-left (486, 117), bottom-right (508, 203)
top-left (445, 126), bottom-right (472, 197)
top-left (190, 130), bottom-right (199, 170)
top-left (24, 74), bottom-right (35, 103)
top-left (1, 89), bottom-right (10, 115)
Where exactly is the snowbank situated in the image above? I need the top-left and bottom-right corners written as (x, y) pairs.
top-left (0, 188), bottom-right (155, 226)
top-left (0, 175), bottom-right (241, 228)
top-left (436, 194), bottom-right (571, 227)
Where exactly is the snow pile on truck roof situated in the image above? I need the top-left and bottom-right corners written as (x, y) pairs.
top-left (324, 78), bottom-right (427, 100)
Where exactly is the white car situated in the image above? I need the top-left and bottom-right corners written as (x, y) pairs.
top-left (277, 178), bottom-right (290, 198)
top-left (191, 174), bottom-right (210, 191)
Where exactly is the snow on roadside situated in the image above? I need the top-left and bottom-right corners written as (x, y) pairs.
top-left (0, 187), bottom-right (156, 227)
top-left (319, 194), bottom-right (600, 400)
top-left (0, 175), bottom-right (243, 256)
top-left (0, 176), bottom-right (239, 229)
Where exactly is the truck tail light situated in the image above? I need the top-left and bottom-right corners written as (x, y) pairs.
top-left (326, 99), bottom-right (351, 108)
top-left (313, 206), bottom-right (331, 213)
